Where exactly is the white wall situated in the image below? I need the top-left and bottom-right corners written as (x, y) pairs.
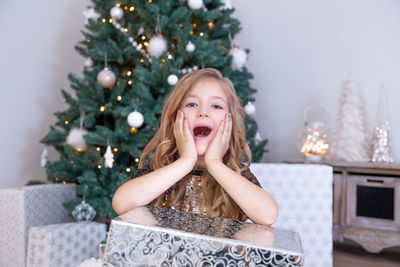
top-left (232, 0), bottom-right (400, 162)
top-left (0, 0), bottom-right (399, 188)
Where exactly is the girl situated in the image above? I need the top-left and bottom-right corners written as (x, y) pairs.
top-left (112, 68), bottom-right (278, 226)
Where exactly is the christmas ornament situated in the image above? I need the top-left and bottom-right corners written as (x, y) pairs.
top-left (130, 127), bottom-right (138, 134)
top-left (110, 5), bottom-right (124, 20)
top-left (193, 65), bottom-right (199, 71)
top-left (167, 74), bottom-right (179, 86)
top-left (188, 0), bottom-right (203, 10)
top-left (72, 186), bottom-right (96, 222)
top-left (84, 58), bottom-right (94, 68)
top-left (255, 132), bottom-right (262, 144)
top-left (186, 41), bottom-right (195, 52)
top-left (127, 110), bottom-right (144, 128)
top-left (220, 0), bottom-right (233, 10)
top-left (370, 86), bottom-right (394, 163)
top-left (66, 128), bottom-right (88, 151)
top-left (104, 145), bottom-right (114, 168)
top-left (41, 148), bottom-right (48, 167)
top-left (148, 36), bottom-right (167, 58)
top-left (327, 74), bottom-right (369, 162)
top-left (83, 7), bottom-right (100, 25)
top-left (231, 47), bottom-right (247, 70)
top-left (244, 102), bottom-right (256, 115)
top-left (97, 67), bottom-right (116, 88)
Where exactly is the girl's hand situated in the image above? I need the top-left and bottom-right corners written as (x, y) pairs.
top-left (174, 110), bottom-right (197, 166)
top-left (204, 113), bottom-right (232, 166)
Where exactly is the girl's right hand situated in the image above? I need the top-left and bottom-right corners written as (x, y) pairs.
top-left (174, 110), bottom-right (197, 166)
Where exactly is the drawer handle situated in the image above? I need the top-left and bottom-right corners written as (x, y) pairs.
top-left (366, 179), bottom-right (384, 184)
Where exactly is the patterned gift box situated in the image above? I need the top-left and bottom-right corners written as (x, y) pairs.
top-left (103, 205), bottom-right (304, 266)
top-left (250, 163), bottom-right (333, 267)
top-left (27, 222), bottom-right (107, 267)
top-left (0, 184), bottom-right (75, 267)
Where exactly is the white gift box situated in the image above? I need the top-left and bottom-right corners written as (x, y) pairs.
top-left (27, 222), bottom-right (107, 267)
top-left (0, 184), bottom-right (76, 267)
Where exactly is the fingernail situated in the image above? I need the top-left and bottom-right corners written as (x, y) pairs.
top-left (184, 117), bottom-right (186, 120)
top-left (228, 114), bottom-right (231, 118)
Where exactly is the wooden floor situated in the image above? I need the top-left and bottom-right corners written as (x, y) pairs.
top-left (333, 241), bottom-right (400, 267)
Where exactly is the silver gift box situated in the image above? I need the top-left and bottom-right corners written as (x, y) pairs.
top-left (103, 206), bottom-right (304, 266)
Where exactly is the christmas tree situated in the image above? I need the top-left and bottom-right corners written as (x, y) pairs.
top-left (327, 74), bottom-right (369, 162)
top-left (41, 0), bottom-right (267, 220)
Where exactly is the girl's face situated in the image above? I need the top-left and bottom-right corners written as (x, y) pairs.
top-left (180, 78), bottom-right (230, 155)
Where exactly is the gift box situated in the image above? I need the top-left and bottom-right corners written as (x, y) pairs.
top-left (27, 222), bottom-right (107, 267)
top-left (0, 184), bottom-right (76, 267)
top-left (103, 206), bottom-right (304, 266)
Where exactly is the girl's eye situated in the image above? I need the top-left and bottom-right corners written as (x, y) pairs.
top-left (212, 104), bottom-right (223, 109)
top-left (186, 103), bottom-right (197, 108)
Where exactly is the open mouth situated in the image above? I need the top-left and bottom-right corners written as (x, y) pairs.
top-left (193, 126), bottom-right (212, 137)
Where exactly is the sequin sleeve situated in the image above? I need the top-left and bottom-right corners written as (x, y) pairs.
top-left (133, 161), bottom-right (153, 178)
top-left (241, 167), bottom-right (262, 188)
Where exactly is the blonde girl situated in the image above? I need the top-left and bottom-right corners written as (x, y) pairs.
top-left (112, 68), bottom-right (278, 226)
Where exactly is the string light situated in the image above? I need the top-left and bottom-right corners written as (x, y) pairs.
top-left (199, 32), bottom-right (204, 37)
top-left (141, 36), bottom-right (146, 40)
top-left (98, 165), bottom-right (102, 169)
top-left (148, 0), bottom-right (152, 3)
top-left (113, 148), bottom-right (118, 152)
top-left (153, 128), bottom-right (157, 131)
top-left (117, 96), bottom-right (122, 101)
top-left (161, 59), bottom-right (166, 63)
top-left (179, 24), bottom-right (183, 28)
top-left (167, 54), bottom-right (173, 60)
top-left (190, 31), bottom-right (194, 35)
top-left (126, 168), bottom-right (131, 172)
top-left (86, 39), bottom-right (90, 43)
top-left (124, 5), bottom-right (128, 10)
top-left (127, 70), bottom-right (132, 76)
top-left (135, 158), bottom-right (139, 163)
top-left (208, 21), bottom-right (214, 28)
top-left (100, 106), bottom-right (106, 112)
top-left (117, 2), bottom-right (121, 6)
top-left (102, 18), bottom-right (106, 23)
top-left (55, 177), bottom-right (59, 181)
top-left (193, 23), bottom-right (197, 28)
top-left (138, 44), bottom-right (143, 49)
top-left (76, 148), bottom-right (84, 153)
top-left (96, 147), bottom-right (101, 151)
top-left (109, 19), bottom-right (113, 23)
top-left (65, 120), bottom-right (69, 125)
top-left (62, 181), bottom-right (66, 184)
top-left (130, 6), bottom-right (135, 11)
top-left (140, 59), bottom-right (144, 63)
top-left (128, 80), bottom-right (133, 85)
top-left (144, 42), bottom-right (149, 47)
top-left (70, 160), bottom-right (74, 164)
top-left (124, 28), bottom-right (128, 33)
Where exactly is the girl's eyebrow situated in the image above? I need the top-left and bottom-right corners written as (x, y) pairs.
top-left (186, 94), bottom-right (227, 102)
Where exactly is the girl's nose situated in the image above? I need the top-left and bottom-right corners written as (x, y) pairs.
top-left (198, 111), bottom-right (209, 118)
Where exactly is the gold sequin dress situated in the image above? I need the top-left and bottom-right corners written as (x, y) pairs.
top-left (133, 161), bottom-right (261, 219)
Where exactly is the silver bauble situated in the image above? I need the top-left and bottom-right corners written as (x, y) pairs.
top-left (186, 41), bottom-right (195, 52)
top-left (148, 36), bottom-right (167, 58)
top-left (110, 6), bottom-right (124, 20)
top-left (97, 67), bottom-right (116, 88)
top-left (188, 0), bottom-right (203, 10)
top-left (167, 74), bottom-right (179, 86)
top-left (244, 102), bottom-right (256, 115)
top-left (127, 110), bottom-right (144, 128)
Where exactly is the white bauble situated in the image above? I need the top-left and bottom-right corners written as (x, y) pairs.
top-left (188, 0), bottom-right (203, 10)
top-left (220, 0), bottom-right (233, 10)
top-left (127, 110), bottom-right (144, 128)
top-left (181, 68), bottom-right (187, 74)
top-left (186, 41), bottom-right (195, 52)
top-left (148, 36), bottom-right (167, 58)
top-left (41, 148), bottom-right (48, 167)
top-left (66, 128), bottom-right (88, 151)
top-left (244, 102), bottom-right (256, 115)
top-left (231, 48), bottom-right (247, 70)
top-left (84, 58), bottom-right (94, 68)
top-left (167, 74), bottom-right (178, 86)
top-left (97, 67), bottom-right (116, 88)
top-left (193, 65), bottom-right (199, 71)
top-left (110, 6), bottom-right (124, 20)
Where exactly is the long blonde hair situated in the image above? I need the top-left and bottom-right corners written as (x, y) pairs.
top-left (139, 68), bottom-right (252, 220)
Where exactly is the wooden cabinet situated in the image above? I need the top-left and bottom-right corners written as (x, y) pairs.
top-left (329, 162), bottom-right (400, 253)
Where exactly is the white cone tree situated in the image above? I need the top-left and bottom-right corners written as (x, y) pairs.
top-left (327, 74), bottom-right (369, 162)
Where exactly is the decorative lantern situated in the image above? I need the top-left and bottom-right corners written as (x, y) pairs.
top-left (298, 106), bottom-right (330, 161)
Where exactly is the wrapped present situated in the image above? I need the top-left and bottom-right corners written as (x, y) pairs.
top-left (0, 184), bottom-right (75, 267)
top-left (103, 206), bottom-right (304, 266)
top-left (27, 222), bottom-right (107, 267)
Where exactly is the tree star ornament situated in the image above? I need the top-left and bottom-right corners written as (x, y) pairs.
top-left (244, 102), bottom-right (256, 115)
top-left (167, 74), bottom-right (179, 86)
top-left (83, 7), bottom-right (100, 25)
top-left (127, 110), bottom-right (144, 128)
top-left (110, 5), bottom-right (124, 20)
top-left (97, 67), bottom-right (116, 88)
top-left (148, 36), bottom-right (167, 58)
top-left (66, 128), bottom-right (88, 152)
top-left (188, 0), bottom-right (203, 10)
top-left (186, 41), bottom-right (195, 52)
top-left (231, 47), bottom-right (247, 70)
top-left (104, 145), bottom-right (114, 168)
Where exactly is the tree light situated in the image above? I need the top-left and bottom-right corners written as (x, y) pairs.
top-left (65, 120), bottom-right (69, 125)
top-left (117, 96), bottom-right (122, 101)
top-left (130, 6), bottom-right (135, 11)
top-left (98, 165), bottom-right (101, 169)
top-left (113, 148), bottom-right (118, 152)
top-left (126, 168), bottom-right (131, 172)
top-left (96, 147), bottom-right (101, 151)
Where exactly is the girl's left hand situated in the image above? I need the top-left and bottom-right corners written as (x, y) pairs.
top-left (204, 113), bottom-right (232, 166)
